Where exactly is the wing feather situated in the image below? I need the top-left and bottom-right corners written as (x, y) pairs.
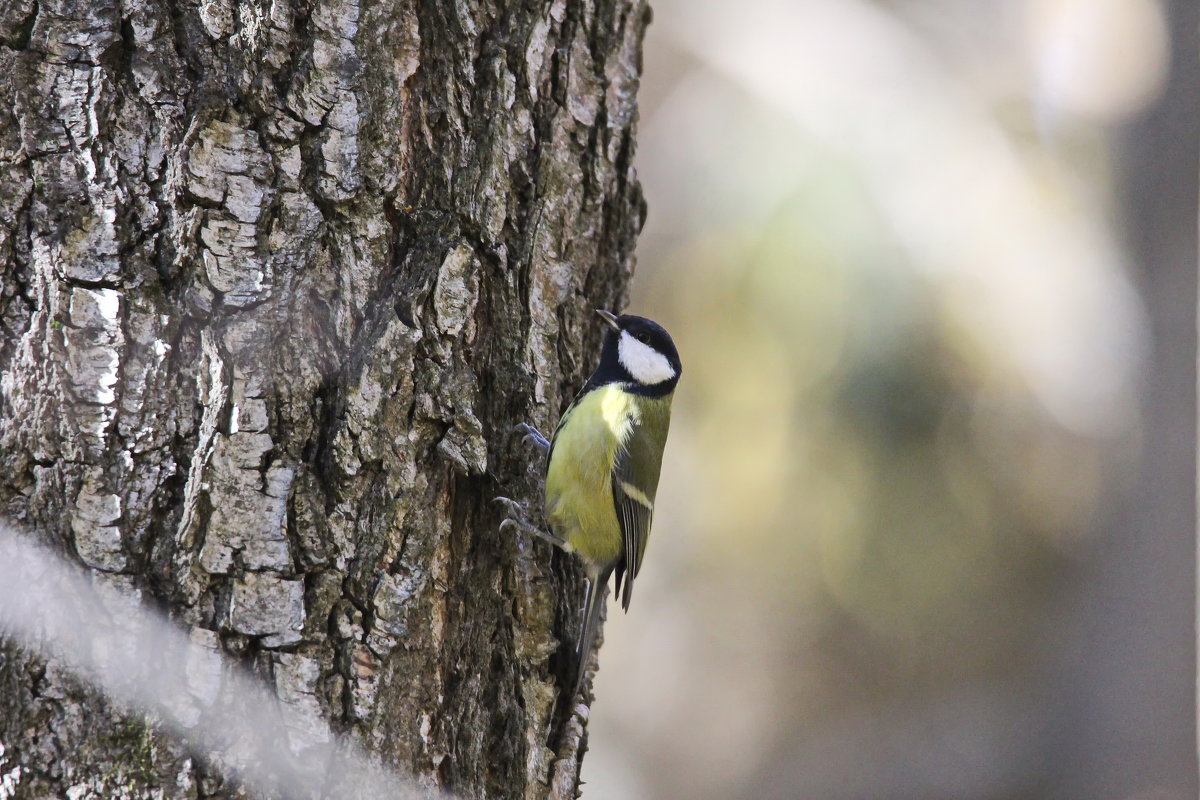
top-left (610, 397), bottom-right (671, 611)
top-left (612, 478), bottom-right (652, 610)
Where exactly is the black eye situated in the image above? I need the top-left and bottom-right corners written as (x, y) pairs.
top-left (635, 331), bottom-right (650, 344)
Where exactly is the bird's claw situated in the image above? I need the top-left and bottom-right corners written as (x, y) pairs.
top-left (495, 496), bottom-right (565, 549)
top-left (495, 496), bottom-right (531, 535)
top-left (493, 496), bottom-right (526, 514)
top-left (513, 422), bottom-right (551, 452)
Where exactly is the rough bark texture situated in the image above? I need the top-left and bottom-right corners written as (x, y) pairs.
top-left (0, 0), bottom-right (649, 796)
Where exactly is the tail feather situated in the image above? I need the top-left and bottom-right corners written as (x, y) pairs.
top-left (573, 568), bottom-right (612, 697)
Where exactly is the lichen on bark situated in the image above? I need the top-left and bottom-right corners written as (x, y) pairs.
top-left (0, 0), bottom-right (650, 797)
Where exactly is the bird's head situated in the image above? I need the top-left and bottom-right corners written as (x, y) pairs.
top-left (596, 309), bottom-right (682, 392)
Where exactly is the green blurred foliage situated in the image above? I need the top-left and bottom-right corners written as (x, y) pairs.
top-left (584, 1), bottom-right (1163, 797)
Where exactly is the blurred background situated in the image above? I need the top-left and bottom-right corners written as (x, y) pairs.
top-left (584, 0), bottom-right (1197, 798)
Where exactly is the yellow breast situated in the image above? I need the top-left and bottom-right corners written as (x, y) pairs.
top-left (544, 384), bottom-right (636, 568)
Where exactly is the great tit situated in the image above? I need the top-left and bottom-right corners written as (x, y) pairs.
top-left (500, 309), bottom-right (682, 695)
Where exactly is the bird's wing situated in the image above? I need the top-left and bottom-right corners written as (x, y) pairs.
top-left (611, 402), bottom-right (670, 611)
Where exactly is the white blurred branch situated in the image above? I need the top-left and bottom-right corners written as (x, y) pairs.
top-left (0, 522), bottom-right (422, 800)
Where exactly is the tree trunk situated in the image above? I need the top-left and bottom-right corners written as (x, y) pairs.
top-left (0, 0), bottom-right (649, 796)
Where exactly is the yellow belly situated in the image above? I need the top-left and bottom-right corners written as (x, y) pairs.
top-left (544, 384), bottom-right (633, 568)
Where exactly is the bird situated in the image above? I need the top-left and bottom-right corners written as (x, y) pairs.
top-left (498, 309), bottom-right (682, 696)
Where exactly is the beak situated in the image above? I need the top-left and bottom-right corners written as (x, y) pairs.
top-left (595, 309), bottom-right (620, 331)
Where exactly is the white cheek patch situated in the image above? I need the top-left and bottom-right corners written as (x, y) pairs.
top-left (618, 331), bottom-right (676, 385)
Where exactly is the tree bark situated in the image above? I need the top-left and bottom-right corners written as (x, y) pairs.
top-left (0, 0), bottom-right (649, 796)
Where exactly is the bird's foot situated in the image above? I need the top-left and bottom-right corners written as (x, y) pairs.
top-left (513, 422), bottom-right (551, 452)
top-left (493, 496), bottom-right (570, 552)
top-left (493, 496), bottom-right (529, 518)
